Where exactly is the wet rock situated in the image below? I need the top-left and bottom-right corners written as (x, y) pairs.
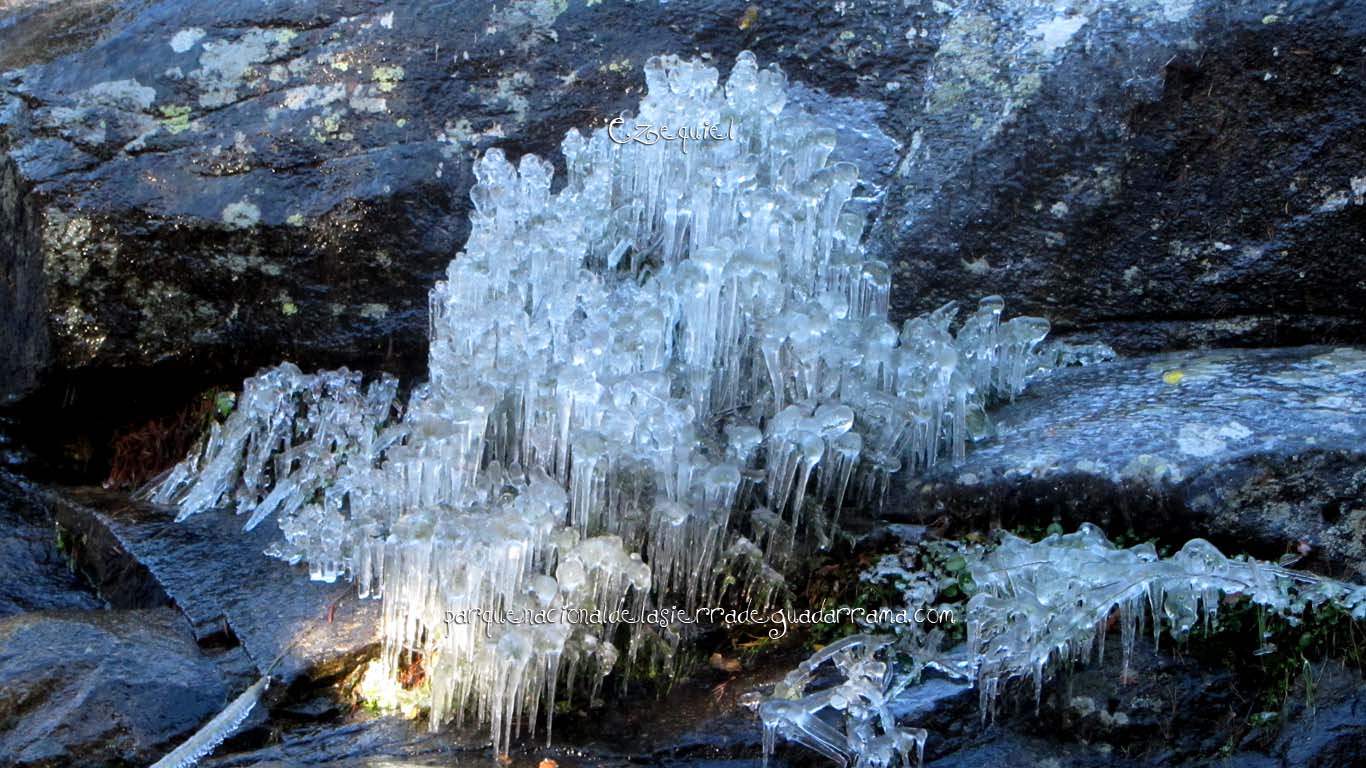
top-left (203, 673), bottom-right (773, 768)
top-left (1269, 662), bottom-right (1366, 768)
top-left (2, 0), bottom-right (1362, 411)
top-left (0, 607), bottom-right (228, 768)
top-left (15, 477), bottom-right (380, 684)
top-left (0, 472), bottom-right (100, 617)
top-left (194, 628), bottom-right (1361, 768)
top-left (1039, 643), bottom-right (1245, 763)
top-left (891, 346), bottom-right (1366, 578)
top-left (200, 717), bottom-right (468, 768)
top-left (1035, 645), bottom-right (1364, 768)
top-left (925, 739), bottom-right (1139, 768)
top-left (2, 472), bottom-right (170, 611)
top-left (0, 0), bottom-right (127, 73)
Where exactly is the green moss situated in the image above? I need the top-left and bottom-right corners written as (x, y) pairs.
top-left (800, 539), bottom-right (977, 650)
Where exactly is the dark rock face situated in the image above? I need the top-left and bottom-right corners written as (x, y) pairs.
top-left (1022, 649), bottom-right (1366, 768)
top-left (876, 0), bottom-right (1366, 353)
top-left (0, 607), bottom-right (227, 768)
top-left (0, 154), bottom-right (48, 404)
top-left (199, 718), bottom-right (466, 768)
top-left (2, 0), bottom-right (1363, 410)
top-left (891, 346), bottom-right (1366, 579)
top-left (1270, 661), bottom-right (1366, 768)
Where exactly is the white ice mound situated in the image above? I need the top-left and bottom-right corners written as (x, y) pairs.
top-left (150, 52), bottom-right (1055, 756)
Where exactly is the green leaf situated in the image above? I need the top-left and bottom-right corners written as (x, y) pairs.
top-left (215, 391), bottom-right (237, 418)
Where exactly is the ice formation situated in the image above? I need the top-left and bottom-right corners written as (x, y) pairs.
top-left (759, 525), bottom-right (1366, 767)
top-left (150, 52), bottom-right (1056, 757)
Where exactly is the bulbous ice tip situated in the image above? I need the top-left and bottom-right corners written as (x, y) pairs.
top-left (798, 432), bottom-right (825, 463)
top-left (756, 67), bottom-right (788, 115)
top-left (642, 55), bottom-right (672, 95)
top-left (658, 54), bottom-right (717, 97)
top-left (561, 127), bottom-right (586, 161)
top-left (528, 574), bottom-right (559, 609)
top-left (813, 403), bottom-right (855, 436)
top-left (518, 154), bottom-right (554, 190)
top-left (727, 50), bottom-right (761, 102)
top-left (556, 559), bottom-right (586, 592)
top-left (656, 499), bottom-right (690, 527)
top-left (726, 423), bottom-right (764, 458)
top-left (977, 294), bottom-right (1006, 314)
top-left (1004, 315), bottom-right (1051, 345)
top-left (829, 160), bottom-right (858, 186)
top-left (496, 628), bottom-right (534, 661)
top-left (1174, 538), bottom-right (1230, 571)
top-left (475, 147), bottom-right (515, 184)
top-left (629, 559), bottom-right (652, 590)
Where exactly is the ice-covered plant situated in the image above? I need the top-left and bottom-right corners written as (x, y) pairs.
top-left (150, 52), bottom-right (1056, 757)
top-left (760, 634), bottom-right (929, 768)
top-left (760, 525), bottom-right (1366, 767)
top-left (966, 524), bottom-right (1366, 716)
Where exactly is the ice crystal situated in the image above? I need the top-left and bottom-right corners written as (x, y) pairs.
top-left (152, 52), bottom-right (1054, 757)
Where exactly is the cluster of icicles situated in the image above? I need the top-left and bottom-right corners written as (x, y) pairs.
top-left (150, 52), bottom-right (1054, 760)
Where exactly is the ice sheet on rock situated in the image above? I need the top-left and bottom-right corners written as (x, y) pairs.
top-left (150, 51), bottom-right (1057, 758)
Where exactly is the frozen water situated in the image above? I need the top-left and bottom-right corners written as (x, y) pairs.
top-left (151, 52), bottom-right (1056, 757)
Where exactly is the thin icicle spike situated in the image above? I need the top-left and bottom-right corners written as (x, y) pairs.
top-left (149, 676), bottom-right (269, 768)
top-left (150, 52), bottom-right (1056, 759)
